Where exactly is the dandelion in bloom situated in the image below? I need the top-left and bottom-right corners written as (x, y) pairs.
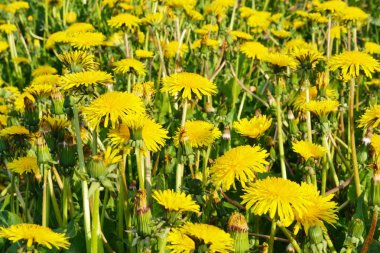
top-left (305, 99), bottom-right (339, 117)
top-left (0, 126), bottom-right (29, 137)
top-left (239, 42), bottom-right (268, 60)
top-left (210, 145), bottom-right (269, 191)
top-left (365, 42), bottom-right (380, 55)
top-left (292, 140), bottom-right (327, 160)
top-left (7, 156), bottom-right (39, 175)
top-left (328, 51), bottom-right (380, 80)
top-left (113, 58), bottom-right (146, 76)
top-left (0, 24), bottom-right (17, 34)
top-left (59, 71), bottom-right (113, 91)
top-left (135, 49), bottom-right (154, 59)
top-left (161, 72), bottom-right (217, 100)
top-left (81, 92), bottom-right (145, 129)
top-left (32, 66), bottom-right (57, 77)
top-left (58, 51), bottom-right (99, 72)
top-left (173, 121), bottom-right (221, 148)
top-left (167, 223), bottom-right (234, 253)
top-left (242, 177), bottom-right (310, 226)
top-left (153, 189), bottom-right (200, 213)
top-left (357, 105), bottom-right (380, 129)
top-left (107, 13), bottom-right (140, 30)
top-left (164, 41), bottom-right (188, 59)
top-left (264, 52), bottom-right (298, 72)
top-left (233, 115), bottom-right (272, 139)
top-left (0, 224), bottom-right (70, 250)
top-left (371, 134), bottom-right (380, 155)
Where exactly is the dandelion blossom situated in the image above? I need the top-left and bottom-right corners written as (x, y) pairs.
top-left (82, 92), bottom-right (145, 129)
top-left (167, 223), bottom-right (234, 253)
top-left (113, 58), bottom-right (146, 76)
top-left (365, 42), bottom-right (380, 55)
top-left (173, 121), bottom-right (221, 148)
top-left (242, 177), bottom-right (310, 226)
top-left (107, 13), bottom-right (140, 30)
top-left (305, 99), bottom-right (339, 117)
top-left (153, 189), bottom-right (200, 213)
top-left (68, 32), bottom-right (106, 49)
top-left (357, 105), bottom-right (380, 129)
top-left (59, 71), bottom-right (113, 91)
top-left (7, 156), bottom-right (39, 175)
top-left (328, 51), bottom-right (380, 80)
top-left (135, 49), bottom-right (154, 58)
top-left (58, 51), bottom-right (99, 72)
top-left (164, 41), bottom-right (188, 59)
top-left (0, 126), bottom-right (29, 137)
top-left (292, 140), bottom-right (327, 160)
top-left (265, 53), bottom-right (298, 72)
top-left (0, 224), bottom-right (70, 250)
top-left (210, 145), bottom-right (269, 191)
top-left (32, 66), bottom-right (57, 77)
top-left (161, 72), bottom-right (217, 99)
top-left (0, 24), bottom-right (17, 34)
top-left (233, 115), bottom-right (272, 139)
top-left (371, 134), bottom-right (380, 155)
top-left (240, 42), bottom-right (268, 60)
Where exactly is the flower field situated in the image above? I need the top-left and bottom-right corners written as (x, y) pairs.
top-left (1, 0), bottom-right (380, 252)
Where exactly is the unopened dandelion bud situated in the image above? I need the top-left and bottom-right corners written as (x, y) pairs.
top-left (88, 156), bottom-right (107, 179)
top-left (309, 225), bottom-right (324, 244)
top-left (288, 110), bottom-right (299, 135)
top-left (205, 101), bottom-right (215, 113)
top-left (51, 89), bottom-right (65, 115)
top-left (227, 212), bottom-right (249, 253)
top-left (36, 133), bottom-right (52, 164)
top-left (222, 126), bottom-right (231, 140)
top-left (370, 169), bottom-right (380, 208)
top-left (64, 11), bottom-right (77, 24)
top-left (348, 218), bottom-right (364, 244)
top-left (24, 97), bottom-right (39, 132)
top-left (134, 189), bottom-right (152, 237)
top-left (59, 134), bottom-right (77, 176)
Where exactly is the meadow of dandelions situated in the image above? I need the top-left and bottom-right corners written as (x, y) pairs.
top-left (1, 0), bottom-right (380, 252)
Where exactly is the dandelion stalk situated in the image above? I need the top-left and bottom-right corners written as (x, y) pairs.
top-left (202, 145), bottom-right (211, 187)
top-left (304, 77), bottom-right (313, 142)
top-left (62, 176), bottom-right (69, 227)
top-left (41, 165), bottom-right (50, 227)
top-left (268, 218), bottom-right (277, 253)
top-left (176, 98), bottom-right (188, 191)
top-left (136, 147), bottom-right (145, 190)
top-left (277, 225), bottom-right (302, 253)
top-left (72, 104), bottom-right (92, 253)
top-left (275, 77), bottom-right (287, 179)
top-left (91, 187), bottom-right (103, 253)
top-left (349, 77), bottom-right (361, 197)
top-left (361, 208), bottom-right (378, 253)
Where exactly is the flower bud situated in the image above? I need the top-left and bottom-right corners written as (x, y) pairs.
top-left (87, 156), bottom-right (107, 179)
top-left (134, 189), bottom-right (152, 237)
top-left (51, 89), bottom-right (65, 115)
top-left (36, 133), bottom-right (52, 164)
top-left (227, 212), bottom-right (249, 253)
top-left (370, 169), bottom-right (380, 208)
top-left (24, 97), bottom-right (39, 133)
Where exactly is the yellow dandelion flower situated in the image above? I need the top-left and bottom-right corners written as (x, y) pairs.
top-left (340, 7), bottom-right (369, 24)
top-left (305, 99), bottom-right (339, 117)
top-left (365, 42), bottom-right (380, 55)
top-left (123, 115), bottom-right (168, 152)
top-left (239, 41), bottom-right (268, 60)
top-left (113, 58), bottom-right (146, 76)
top-left (271, 29), bottom-right (291, 39)
top-left (367, 79), bottom-right (380, 86)
top-left (64, 11), bottom-right (77, 24)
top-left (4, 1), bottom-right (29, 14)
top-left (32, 66), bottom-right (57, 77)
top-left (68, 32), bottom-right (106, 49)
top-left (104, 32), bottom-right (124, 47)
top-left (153, 189), bottom-right (200, 213)
top-left (307, 12), bottom-right (328, 23)
top-left (185, 9), bottom-right (204, 21)
top-left (242, 177), bottom-right (310, 226)
top-left (230, 30), bottom-right (253, 41)
top-left (31, 74), bottom-right (60, 87)
top-left (233, 115), bottom-right (272, 139)
top-left (284, 38), bottom-right (312, 52)
top-left (316, 0), bottom-right (346, 13)
top-left (135, 49), bottom-right (154, 58)
top-left (210, 145), bottom-right (269, 191)
top-left (14, 92), bottom-right (35, 112)
top-left (173, 121), bottom-right (221, 148)
top-left (107, 13), bottom-right (140, 30)
top-left (162, 72), bottom-right (217, 100)
top-left (81, 91), bottom-right (145, 129)
top-left (107, 123), bottom-right (131, 148)
top-left (247, 11), bottom-right (271, 32)
top-left (168, 223), bottom-right (234, 253)
top-left (205, 0), bottom-right (235, 18)
top-left (194, 24), bottom-right (219, 35)
top-left (0, 224), bottom-right (70, 250)
top-left (59, 71), bottom-right (113, 91)
top-left (270, 13), bottom-right (283, 23)
top-left (0, 126), bottom-right (29, 137)
top-left (58, 50), bottom-right (99, 72)
top-left (296, 183), bottom-right (338, 233)
top-left (66, 23), bottom-right (95, 33)
top-left (292, 140), bottom-right (327, 160)
top-left (0, 115), bottom-right (8, 126)
top-left (357, 105), bottom-right (380, 129)
top-left (164, 41), bottom-right (188, 59)
top-left (328, 51), bottom-right (380, 80)
top-left (164, 0), bottom-right (196, 9)
top-left (7, 156), bottom-right (39, 175)
top-left (0, 41), bottom-right (9, 53)
top-left (45, 31), bottom-right (69, 49)
top-left (371, 134), bottom-right (380, 155)
top-left (142, 13), bottom-right (163, 25)
top-left (0, 24), bottom-right (17, 34)
top-left (239, 7), bottom-right (256, 18)
top-left (41, 116), bottom-right (71, 132)
top-left (264, 52), bottom-right (298, 72)
top-left (119, 3), bottom-right (133, 11)
top-left (293, 86), bottom-right (337, 111)
top-left (291, 47), bottom-right (324, 67)
top-left (191, 38), bottom-right (219, 49)
top-left (166, 229), bottom-right (195, 253)
top-left (102, 146), bottom-right (122, 166)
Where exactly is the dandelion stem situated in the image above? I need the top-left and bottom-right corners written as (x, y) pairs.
top-left (275, 77), bottom-right (287, 179)
top-left (268, 218), bottom-right (277, 253)
top-left (277, 225), bottom-right (302, 253)
top-left (41, 164), bottom-right (49, 227)
top-left (91, 188), bottom-right (103, 253)
top-left (62, 176), bottom-right (69, 227)
top-left (304, 77), bottom-right (313, 142)
top-left (136, 147), bottom-right (145, 190)
top-left (349, 78), bottom-right (361, 197)
top-left (176, 98), bottom-right (188, 191)
top-left (361, 208), bottom-right (378, 253)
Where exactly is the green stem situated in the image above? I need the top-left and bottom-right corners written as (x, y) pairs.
top-left (91, 188), bottom-right (103, 253)
top-left (62, 176), bottom-right (69, 227)
top-left (176, 99), bottom-right (188, 191)
top-left (349, 78), bottom-right (361, 197)
top-left (136, 148), bottom-right (145, 190)
top-left (275, 78), bottom-right (287, 179)
top-left (202, 146), bottom-right (212, 187)
top-left (72, 104), bottom-right (92, 253)
top-left (361, 208), bottom-right (378, 253)
top-left (324, 230), bottom-right (337, 253)
top-left (304, 78), bottom-right (312, 142)
top-left (268, 218), bottom-right (277, 253)
top-left (321, 155), bottom-right (328, 196)
top-left (42, 165), bottom-right (49, 227)
top-left (323, 135), bottom-right (339, 187)
top-left (278, 225), bottom-right (302, 253)
top-left (48, 170), bottom-right (63, 226)
top-left (237, 92), bottom-right (246, 120)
